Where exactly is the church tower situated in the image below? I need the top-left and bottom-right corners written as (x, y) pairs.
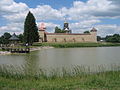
top-left (63, 18), bottom-right (72, 33)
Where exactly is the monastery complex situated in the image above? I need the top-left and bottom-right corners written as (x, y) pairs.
top-left (38, 21), bottom-right (97, 43)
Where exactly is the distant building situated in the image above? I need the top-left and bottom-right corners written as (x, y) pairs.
top-left (39, 21), bottom-right (97, 43)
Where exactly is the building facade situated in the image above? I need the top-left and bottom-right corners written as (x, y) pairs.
top-left (39, 22), bottom-right (97, 43)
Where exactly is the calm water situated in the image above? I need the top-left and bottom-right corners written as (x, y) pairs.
top-left (0, 47), bottom-right (120, 70)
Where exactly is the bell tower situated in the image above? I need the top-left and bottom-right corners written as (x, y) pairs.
top-left (63, 18), bottom-right (71, 33)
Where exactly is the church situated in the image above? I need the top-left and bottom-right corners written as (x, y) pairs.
top-left (38, 21), bottom-right (97, 43)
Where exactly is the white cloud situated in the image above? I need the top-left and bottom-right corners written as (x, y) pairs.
top-left (0, 0), bottom-right (13, 5)
top-left (3, 11), bottom-right (28, 22)
top-left (0, 0), bottom-right (29, 16)
top-left (70, 19), bottom-right (101, 33)
top-left (61, 0), bottom-right (120, 20)
top-left (0, 23), bottom-right (23, 35)
top-left (0, 0), bottom-right (120, 37)
top-left (30, 5), bottom-right (64, 21)
top-left (69, 20), bottom-right (120, 37)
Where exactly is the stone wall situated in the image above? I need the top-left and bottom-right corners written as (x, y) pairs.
top-left (45, 32), bottom-right (97, 43)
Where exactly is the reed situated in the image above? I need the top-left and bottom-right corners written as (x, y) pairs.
top-left (0, 64), bottom-right (120, 79)
top-left (0, 64), bottom-right (120, 89)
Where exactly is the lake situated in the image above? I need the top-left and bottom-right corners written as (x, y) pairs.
top-left (0, 47), bottom-right (120, 71)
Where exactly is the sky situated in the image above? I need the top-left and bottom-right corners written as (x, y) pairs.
top-left (0, 0), bottom-right (120, 37)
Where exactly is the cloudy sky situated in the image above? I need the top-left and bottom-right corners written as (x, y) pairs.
top-left (0, 0), bottom-right (120, 37)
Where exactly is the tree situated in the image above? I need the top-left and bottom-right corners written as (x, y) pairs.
top-left (24, 11), bottom-right (39, 45)
top-left (3, 32), bottom-right (11, 39)
top-left (18, 34), bottom-right (24, 43)
top-left (84, 31), bottom-right (90, 34)
top-left (54, 26), bottom-right (66, 33)
top-left (0, 37), bottom-right (4, 44)
top-left (0, 32), bottom-right (11, 44)
top-left (55, 26), bottom-right (62, 33)
top-left (97, 36), bottom-right (102, 41)
top-left (105, 34), bottom-right (120, 43)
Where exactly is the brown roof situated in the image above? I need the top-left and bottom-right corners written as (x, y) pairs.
top-left (45, 33), bottom-right (91, 35)
top-left (39, 29), bottom-right (45, 31)
top-left (91, 27), bottom-right (97, 32)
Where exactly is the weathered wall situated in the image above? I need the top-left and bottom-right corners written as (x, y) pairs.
top-left (39, 31), bottom-right (45, 42)
top-left (45, 32), bottom-right (97, 43)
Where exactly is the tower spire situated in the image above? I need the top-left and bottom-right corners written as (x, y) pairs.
top-left (64, 15), bottom-right (68, 23)
top-left (63, 16), bottom-right (72, 33)
top-left (64, 17), bottom-right (67, 23)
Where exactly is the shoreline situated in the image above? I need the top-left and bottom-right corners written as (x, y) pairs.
top-left (30, 46), bottom-right (54, 51)
top-left (0, 46), bottom-right (54, 55)
top-left (0, 51), bottom-right (11, 55)
top-left (1, 42), bottom-right (120, 55)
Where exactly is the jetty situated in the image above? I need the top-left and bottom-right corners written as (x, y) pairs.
top-left (1, 47), bottom-right (30, 53)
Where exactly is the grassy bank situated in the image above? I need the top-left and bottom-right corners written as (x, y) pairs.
top-left (0, 65), bottom-right (120, 90)
top-left (33, 42), bottom-right (120, 48)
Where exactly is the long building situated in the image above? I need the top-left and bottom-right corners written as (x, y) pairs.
top-left (38, 22), bottom-right (97, 43)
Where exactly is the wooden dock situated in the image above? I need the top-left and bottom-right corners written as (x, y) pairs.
top-left (1, 47), bottom-right (30, 53)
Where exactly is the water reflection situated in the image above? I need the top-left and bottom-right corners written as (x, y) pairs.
top-left (0, 47), bottom-right (120, 71)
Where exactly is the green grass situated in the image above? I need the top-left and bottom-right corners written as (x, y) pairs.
top-left (0, 64), bottom-right (120, 90)
top-left (1, 42), bottom-right (120, 51)
top-left (33, 42), bottom-right (120, 48)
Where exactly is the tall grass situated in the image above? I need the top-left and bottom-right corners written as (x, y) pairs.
top-left (0, 64), bottom-right (120, 89)
top-left (0, 64), bottom-right (120, 80)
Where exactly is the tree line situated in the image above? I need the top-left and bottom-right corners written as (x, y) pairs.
top-left (97, 34), bottom-right (120, 43)
top-left (0, 32), bottom-right (24, 44)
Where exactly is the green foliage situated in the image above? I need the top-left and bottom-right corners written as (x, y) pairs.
top-left (33, 42), bottom-right (120, 48)
top-left (105, 34), bottom-right (120, 43)
top-left (97, 36), bottom-right (102, 41)
top-left (18, 34), bottom-right (24, 43)
top-left (84, 31), bottom-right (90, 34)
top-left (3, 32), bottom-right (11, 39)
top-left (24, 11), bottom-right (39, 45)
top-left (0, 32), bottom-right (11, 44)
top-left (55, 26), bottom-right (61, 33)
top-left (54, 26), bottom-right (66, 33)
top-left (0, 32), bottom-right (25, 44)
